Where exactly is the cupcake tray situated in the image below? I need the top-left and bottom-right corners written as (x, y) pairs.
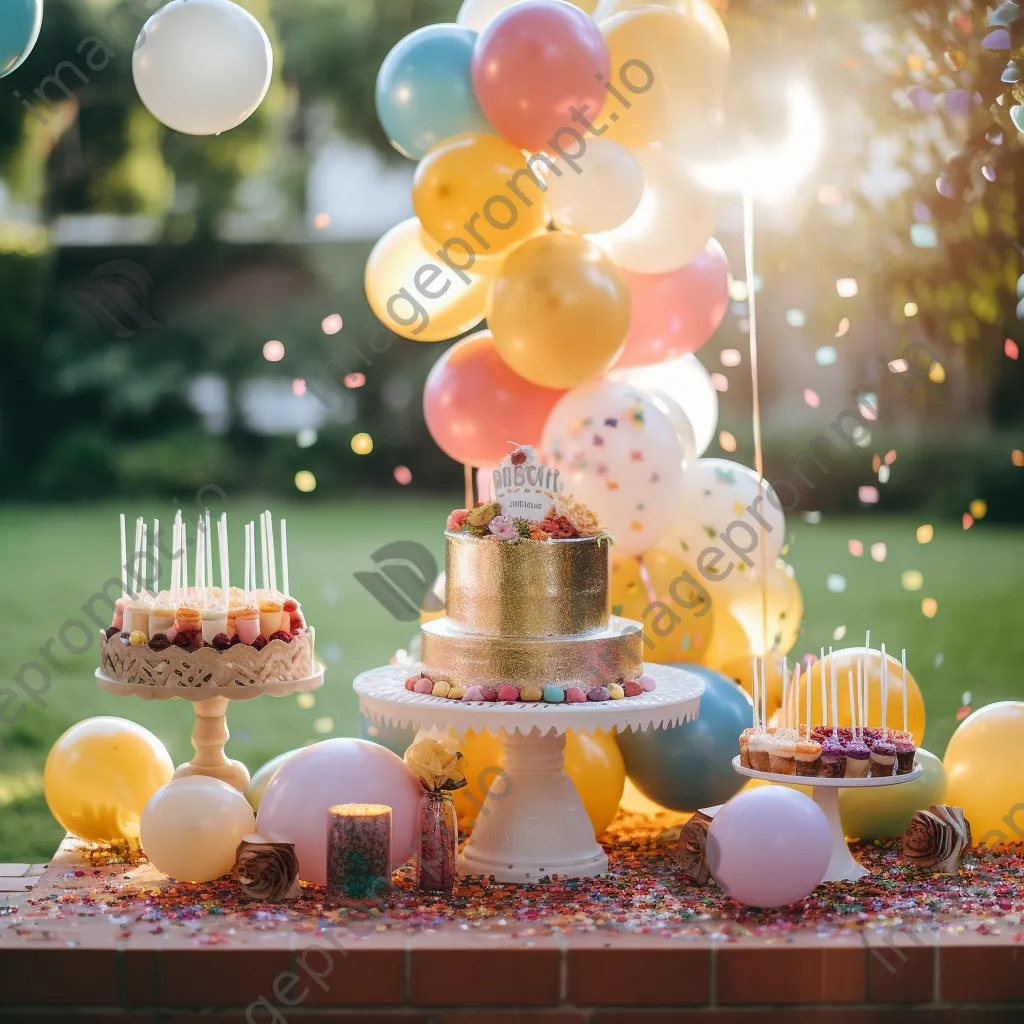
top-left (732, 756), bottom-right (923, 882)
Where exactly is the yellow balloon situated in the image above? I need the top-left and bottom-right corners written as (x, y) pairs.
top-left (44, 717), bottom-right (174, 845)
top-left (365, 217), bottom-right (495, 342)
top-left (610, 549), bottom-right (714, 663)
top-left (719, 650), bottom-right (789, 721)
top-left (782, 647), bottom-right (926, 746)
top-left (944, 701), bottom-right (1024, 848)
top-left (454, 727), bottom-right (625, 837)
top-left (620, 776), bottom-right (675, 815)
top-left (490, 232), bottom-right (630, 388)
top-left (599, 4), bottom-right (729, 151)
top-left (413, 133), bottom-right (546, 256)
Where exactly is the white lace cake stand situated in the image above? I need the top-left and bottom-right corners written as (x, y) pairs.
top-left (96, 665), bottom-right (324, 792)
top-left (355, 663), bottom-right (703, 883)
top-left (732, 756), bottom-right (923, 882)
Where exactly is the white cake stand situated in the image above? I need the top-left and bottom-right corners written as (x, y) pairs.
top-left (732, 756), bottom-right (923, 882)
top-left (355, 663), bottom-right (703, 883)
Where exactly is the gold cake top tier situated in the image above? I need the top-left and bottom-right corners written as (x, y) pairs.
top-left (445, 532), bottom-right (610, 638)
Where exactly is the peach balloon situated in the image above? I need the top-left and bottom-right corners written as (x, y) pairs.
top-left (423, 331), bottom-right (566, 467)
top-left (490, 233), bottom-right (630, 389)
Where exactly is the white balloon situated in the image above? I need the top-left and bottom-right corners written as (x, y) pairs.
top-left (456, 0), bottom-right (522, 32)
top-left (659, 458), bottom-right (786, 584)
top-left (589, 145), bottom-right (717, 273)
top-left (133, 0), bottom-right (273, 136)
top-left (545, 138), bottom-right (645, 235)
top-left (612, 353), bottom-right (718, 457)
top-left (541, 381), bottom-right (687, 557)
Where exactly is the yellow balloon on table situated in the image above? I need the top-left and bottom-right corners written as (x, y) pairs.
top-left (944, 701), bottom-right (1024, 848)
top-left (44, 717), bottom-right (174, 845)
top-left (781, 647), bottom-right (926, 746)
top-left (610, 549), bottom-right (714, 663)
top-left (365, 217), bottom-right (495, 342)
top-left (489, 232), bottom-right (630, 389)
top-left (454, 727), bottom-right (625, 837)
top-left (413, 133), bottom-right (545, 256)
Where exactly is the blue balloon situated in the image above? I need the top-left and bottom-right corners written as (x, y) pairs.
top-left (1, 0), bottom-right (42, 79)
top-left (618, 665), bottom-right (753, 811)
top-left (375, 24), bottom-right (492, 160)
top-left (359, 711), bottom-right (416, 758)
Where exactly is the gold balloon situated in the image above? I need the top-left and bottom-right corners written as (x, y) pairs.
top-left (610, 549), bottom-right (714, 663)
top-left (413, 133), bottom-right (546, 256)
top-left (945, 701), bottom-right (1024, 848)
top-left (44, 717), bottom-right (174, 846)
top-left (599, 3), bottom-right (729, 151)
top-left (365, 217), bottom-right (496, 342)
top-left (489, 232), bottom-right (630, 388)
top-left (782, 647), bottom-right (926, 746)
top-left (720, 649), bottom-right (789, 721)
top-left (454, 727), bottom-right (625, 837)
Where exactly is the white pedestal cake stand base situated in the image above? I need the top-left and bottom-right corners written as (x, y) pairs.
top-left (354, 663), bottom-right (703, 883)
top-left (732, 756), bottom-right (923, 882)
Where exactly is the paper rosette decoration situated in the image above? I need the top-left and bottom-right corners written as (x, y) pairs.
top-left (675, 810), bottom-right (713, 886)
top-left (902, 804), bottom-right (971, 873)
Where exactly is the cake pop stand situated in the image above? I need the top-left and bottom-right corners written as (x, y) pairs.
top-left (732, 756), bottom-right (923, 882)
top-left (96, 665), bottom-right (324, 791)
top-left (355, 663), bottom-right (703, 883)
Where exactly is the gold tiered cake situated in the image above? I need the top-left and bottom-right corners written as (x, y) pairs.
top-left (407, 446), bottom-right (653, 704)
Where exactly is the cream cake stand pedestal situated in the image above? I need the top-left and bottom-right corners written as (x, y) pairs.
top-left (96, 666), bottom-right (324, 792)
top-left (732, 756), bottom-right (923, 882)
top-left (355, 663), bottom-right (704, 883)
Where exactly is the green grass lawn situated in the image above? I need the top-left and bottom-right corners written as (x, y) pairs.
top-left (2, 498), bottom-right (1023, 860)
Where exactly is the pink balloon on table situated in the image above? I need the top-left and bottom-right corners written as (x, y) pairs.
top-left (471, 1), bottom-right (610, 151)
top-left (424, 330), bottom-right (566, 467)
top-left (614, 239), bottom-right (730, 369)
top-left (706, 786), bottom-right (830, 908)
top-left (256, 738), bottom-right (422, 882)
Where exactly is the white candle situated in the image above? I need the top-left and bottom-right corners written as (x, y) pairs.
top-left (152, 519), bottom-right (160, 594)
top-left (219, 515), bottom-right (229, 596)
top-left (244, 522), bottom-right (251, 596)
top-left (781, 656), bottom-right (788, 730)
top-left (794, 664), bottom-right (801, 736)
top-left (260, 513), bottom-right (269, 591)
top-left (751, 655), bottom-right (759, 730)
top-left (819, 647), bottom-right (826, 727)
top-left (880, 642), bottom-right (888, 736)
top-left (901, 649), bottom-right (908, 734)
top-left (830, 653), bottom-right (839, 735)
top-left (804, 660), bottom-right (810, 736)
top-left (847, 670), bottom-right (855, 737)
top-left (760, 657), bottom-right (766, 731)
top-left (181, 519), bottom-right (188, 593)
top-left (281, 519), bottom-right (289, 598)
top-left (120, 513), bottom-right (128, 600)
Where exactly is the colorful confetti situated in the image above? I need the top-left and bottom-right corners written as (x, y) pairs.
top-left (313, 212), bottom-right (331, 229)
top-left (294, 471), bottom-right (316, 493)
top-left (904, 302), bottom-right (918, 316)
top-left (835, 317), bottom-right (850, 337)
top-left (263, 340), bottom-right (285, 362)
top-left (902, 570), bottom-right (924, 592)
top-left (322, 314), bottom-right (343, 335)
top-left (832, 625), bottom-right (847, 641)
top-left (351, 433), bottom-right (374, 455)
top-left (786, 309), bottom-right (807, 327)
top-left (394, 466), bottom-right (413, 485)
top-left (859, 485), bottom-right (880, 504)
top-left (720, 349), bottom-right (742, 367)
top-left (922, 597), bottom-right (938, 618)
top-left (345, 373), bottom-right (366, 388)
top-left (728, 280), bottom-right (748, 302)
top-left (826, 573), bottom-right (847, 593)
top-left (296, 693), bottom-right (315, 709)
top-left (718, 430), bottom-right (737, 453)
top-left (963, 513), bottom-right (975, 530)
top-left (970, 499), bottom-right (988, 519)
top-left (836, 278), bottom-right (859, 298)
top-left (889, 358), bottom-right (909, 373)
top-left (878, 465), bottom-right (890, 484)
top-left (815, 346), bottom-right (838, 366)
top-left (1012, 449), bottom-right (1024, 467)
top-left (929, 362), bottom-right (947, 383)
top-left (871, 542), bottom-right (887, 562)
top-left (710, 373), bottom-right (729, 393)
top-left (313, 717), bottom-right (334, 734)
top-left (292, 378), bottom-right (306, 396)
top-left (917, 524), bottom-right (934, 543)
top-left (885, 450), bottom-right (897, 465)
top-left (848, 539), bottom-right (863, 556)
top-left (296, 428), bottom-right (317, 449)
top-left (804, 388), bottom-right (820, 408)
top-left (1006, 339), bottom-right (1019, 360)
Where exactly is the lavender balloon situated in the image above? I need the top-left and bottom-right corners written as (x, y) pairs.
top-left (706, 787), bottom-right (830, 908)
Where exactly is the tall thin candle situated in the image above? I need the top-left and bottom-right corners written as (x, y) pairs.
top-left (244, 523), bottom-right (251, 596)
top-left (760, 657), bottom-right (767, 731)
top-left (181, 520), bottom-right (188, 593)
top-left (133, 518), bottom-right (143, 593)
top-left (152, 520), bottom-right (160, 594)
top-left (901, 649), bottom-right (908, 734)
top-left (819, 648), bottom-right (826, 727)
top-left (804, 660), bottom-right (810, 737)
top-left (830, 653), bottom-right (839, 735)
top-left (880, 642), bottom-right (888, 736)
top-left (794, 664), bottom-right (800, 736)
top-left (751, 655), bottom-right (759, 729)
top-left (266, 510), bottom-right (278, 593)
top-left (218, 515), bottom-right (229, 596)
top-left (260, 513), bottom-right (269, 591)
top-left (280, 519), bottom-right (289, 598)
top-left (141, 522), bottom-right (149, 594)
top-left (847, 670), bottom-right (855, 738)
top-left (781, 655), bottom-right (789, 730)
top-left (856, 658), bottom-right (863, 739)
top-left (120, 513), bottom-right (128, 600)
top-left (250, 521), bottom-right (257, 600)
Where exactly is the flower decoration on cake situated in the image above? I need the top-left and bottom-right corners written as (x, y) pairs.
top-left (902, 804), bottom-right (972, 873)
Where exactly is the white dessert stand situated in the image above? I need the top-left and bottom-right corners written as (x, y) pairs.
top-left (732, 756), bottom-right (923, 882)
top-left (96, 665), bottom-right (324, 791)
top-left (355, 663), bottom-right (703, 883)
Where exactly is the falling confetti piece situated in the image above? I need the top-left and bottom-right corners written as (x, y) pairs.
top-left (917, 524), bottom-right (934, 543)
top-left (981, 27), bottom-right (1011, 49)
top-left (1012, 449), bottom-right (1024, 466)
top-left (885, 449), bottom-right (897, 465)
top-left (849, 539), bottom-right (863, 556)
top-left (826, 574), bottom-right (847, 593)
top-left (263, 340), bottom-right (285, 362)
top-left (313, 212), bottom-right (330, 229)
top-left (945, 48), bottom-right (967, 70)
top-left (313, 717), bottom-right (334, 734)
top-left (394, 465), bottom-right (412, 485)
top-left (728, 280), bottom-right (748, 302)
top-left (296, 693), bottom-right (315, 709)
top-left (934, 651), bottom-right (943, 667)
top-left (815, 346), bottom-right (838, 366)
top-left (888, 358), bottom-right (909, 373)
top-left (902, 570), bottom-right (924, 591)
top-left (322, 314), bottom-right (343, 335)
top-left (803, 511), bottom-right (822, 524)
top-left (786, 309), bottom-right (807, 327)
top-left (935, 174), bottom-right (955, 199)
top-left (859, 485), bottom-right (879, 504)
top-left (804, 388), bottom-right (820, 408)
top-left (292, 378), bottom-right (306, 396)
top-left (904, 302), bottom-right (919, 316)
top-left (857, 394), bottom-right (878, 420)
top-left (871, 542), bottom-right (887, 562)
top-left (982, 165), bottom-right (997, 182)
top-left (928, 361), bottom-right (946, 383)
top-left (970, 499), bottom-right (987, 519)
top-left (872, 454), bottom-right (881, 473)
top-left (956, 706), bottom-right (971, 721)
top-left (835, 317), bottom-right (850, 337)
top-left (961, 690), bottom-right (971, 705)
top-left (295, 471), bottom-right (316, 493)
top-left (1006, 339), bottom-right (1019, 359)
top-left (719, 430), bottom-right (737, 453)
top-left (962, 513), bottom-right (974, 529)
top-left (836, 278), bottom-right (858, 298)
top-left (345, 373), bottom-right (366, 388)
top-left (833, 625), bottom-right (847, 641)
top-left (351, 432), bottom-right (373, 455)
top-left (296, 427), bottom-right (317, 449)
top-left (720, 349), bottom-right (742, 367)
top-left (878, 464), bottom-right (890, 484)
top-left (710, 373), bottom-right (729, 392)
top-left (921, 598), bottom-right (938, 618)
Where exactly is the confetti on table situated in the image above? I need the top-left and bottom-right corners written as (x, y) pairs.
top-left (904, 302), bottom-right (919, 316)
top-left (1006, 339), bottom-right (1019, 360)
top-left (815, 346), bottom-right (838, 366)
top-left (292, 378), bottom-right (306, 396)
top-left (832, 625), bottom-right (847, 641)
top-left (263, 340), bottom-right (285, 362)
top-left (917, 524), bottom-right (934, 543)
top-left (859, 485), bottom-right (880, 504)
top-left (826, 573), bottom-right (847, 593)
top-left (836, 278), bottom-right (859, 298)
top-left (786, 309), bottom-right (807, 327)
top-left (1013, 449), bottom-right (1024, 467)
top-left (902, 570), bottom-right (924, 591)
top-left (720, 349), bottom-right (742, 367)
top-left (970, 499), bottom-right (988, 519)
top-left (394, 466), bottom-right (413, 485)
top-left (719, 431), bottom-right (737, 453)
top-left (296, 693), bottom-right (315, 709)
top-left (929, 362), bottom-right (946, 383)
top-left (835, 317), bottom-right (850, 337)
top-left (710, 373), bottom-right (729, 392)
top-left (804, 388), bottom-right (820, 408)
top-left (889, 358), bottom-right (909, 373)
top-left (945, 48), bottom-right (967, 70)
top-left (871, 542), bottom-right (887, 562)
top-left (322, 314), bottom-right (343, 335)
top-left (922, 598), bottom-right (938, 618)
top-left (963, 513), bottom-right (975, 530)
top-left (848, 539), bottom-right (863, 556)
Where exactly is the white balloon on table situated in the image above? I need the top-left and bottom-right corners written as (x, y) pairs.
top-left (133, 0), bottom-right (273, 135)
top-left (540, 381), bottom-right (688, 557)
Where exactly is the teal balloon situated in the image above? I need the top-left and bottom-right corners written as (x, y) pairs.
top-left (246, 749), bottom-right (302, 811)
top-left (359, 712), bottom-right (416, 758)
top-left (617, 665), bottom-right (752, 811)
top-left (839, 747), bottom-right (947, 840)
top-left (1, 0), bottom-right (42, 78)
top-left (375, 24), bottom-right (492, 160)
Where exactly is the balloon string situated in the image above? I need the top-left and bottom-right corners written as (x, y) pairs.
top-left (464, 464), bottom-right (475, 509)
top-left (742, 192), bottom-right (769, 654)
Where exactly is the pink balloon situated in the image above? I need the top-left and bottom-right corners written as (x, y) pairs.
top-left (256, 738), bottom-right (422, 882)
top-left (706, 787), bottom-right (830, 908)
top-left (471, 1), bottom-right (610, 152)
top-left (613, 239), bottom-right (730, 369)
top-left (424, 331), bottom-right (566, 467)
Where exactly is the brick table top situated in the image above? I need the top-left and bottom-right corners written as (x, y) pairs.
top-left (2, 814), bottom-right (1023, 1022)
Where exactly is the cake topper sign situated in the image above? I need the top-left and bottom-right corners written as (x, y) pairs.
top-left (493, 446), bottom-right (562, 522)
